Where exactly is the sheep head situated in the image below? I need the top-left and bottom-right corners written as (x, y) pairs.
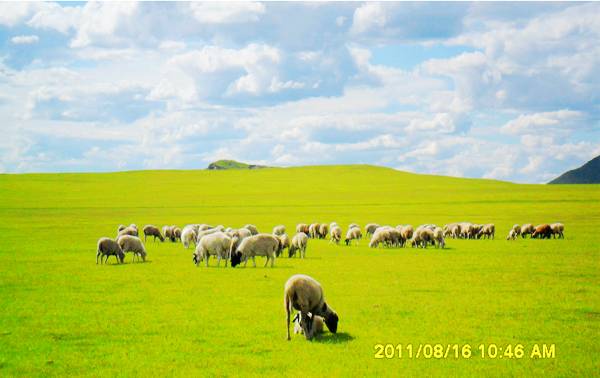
top-left (230, 251), bottom-right (242, 267)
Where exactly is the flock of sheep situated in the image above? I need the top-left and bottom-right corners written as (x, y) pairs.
top-left (96, 221), bottom-right (566, 265)
top-left (95, 220), bottom-right (565, 340)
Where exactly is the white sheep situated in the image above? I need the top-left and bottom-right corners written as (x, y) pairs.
top-left (117, 235), bottom-right (147, 262)
top-left (520, 223), bottom-right (535, 238)
top-left (550, 223), bottom-right (564, 238)
top-left (273, 225), bottom-right (286, 236)
top-left (289, 232), bottom-right (308, 258)
top-left (278, 234), bottom-right (290, 257)
top-left (296, 223), bottom-right (309, 235)
top-left (344, 227), bottom-right (362, 246)
top-left (433, 227), bottom-right (445, 248)
top-left (117, 226), bottom-right (138, 239)
top-left (181, 227), bottom-right (198, 249)
top-left (193, 232), bottom-right (232, 267)
top-left (308, 223), bottom-right (320, 238)
top-left (96, 237), bottom-right (124, 264)
top-left (244, 224), bottom-right (259, 235)
top-left (230, 233), bottom-right (280, 268)
top-left (284, 274), bottom-right (339, 340)
top-left (330, 226), bottom-right (342, 244)
top-left (365, 223), bottom-right (380, 236)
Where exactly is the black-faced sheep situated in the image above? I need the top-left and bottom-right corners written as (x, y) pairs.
top-left (143, 225), bottom-right (164, 242)
top-left (117, 235), bottom-right (147, 262)
top-left (400, 225), bottom-right (414, 244)
top-left (289, 232), bottom-right (308, 258)
top-left (193, 232), bottom-right (232, 267)
top-left (230, 233), bottom-right (279, 268)
top-left (284, 274), bottom-right (338, 340)
top-left (550, 223), bottom-right (564, 238)
top-left (344, 227), bottom-right (362, 246)
top-left (96, 237), bottom-right (124, 264)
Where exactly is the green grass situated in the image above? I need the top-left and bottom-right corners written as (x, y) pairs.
top-left (0, 165), bottom-right (598, 376)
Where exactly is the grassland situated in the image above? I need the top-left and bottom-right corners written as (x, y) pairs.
top-left (0, 165), bottom-right (598, 377)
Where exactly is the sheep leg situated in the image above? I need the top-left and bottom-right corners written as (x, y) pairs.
top-left (264, 256), bottom-right (269, 267)
top-left (217, 255), bottom-right (221, 267)
top-left (252, 256), bottom-right (256, 267)
top-left (96, 251), bottom-right (100, 264)
top-left (205, 255), bottom-right (210, 267)
top-left (285, 296), bottom-right (291, 341)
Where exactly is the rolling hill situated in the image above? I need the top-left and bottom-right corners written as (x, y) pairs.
top-left (549, 155), bottom-right (600, 184)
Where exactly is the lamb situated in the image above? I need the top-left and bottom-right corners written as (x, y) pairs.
top-left (296, 223), bottom-right (309, 235)
top-left (278, 234), bottom-right (291, 257)
top-left (284, 274), bottom-right (339, 340)
top-left (117, 226), bottom-right (138, 238)
top-left (230, 233), bottom-right (280, 268)
top-left (344, 227), bottom-right (362, 246)
top-left (96, 237), bottom-right (124, 264)
top-left (193, 232), bottom-right (233, 267)
top-left (330, 226), bottom-right (342, 244)
top-left (143, 225), bottom-right (164, 242)
top-left (244, 224), bottom-right (259, 235)
top-left (531, 224), bottom-right (552, 239)
top-left (117, 235), bottom-right (147, 262)
top-left (479, 224), bottom-right (495, 239)
top-left (365, 223), bottom-right (380, 237)
top-left (308, 223), bottom-right (320, 238)
top-left (293, 312), bottom-right (324, 336)
top-left (318, 223), bottom-right (329, 239)
top-left (289, 232), bottom-right (308, 258)
top-left (550, 223), bottom-right (564, 238)
top-left (181, 227), bottom-right (197, 249)
top-left (520, 224), bottom-right (535, 238)
top-left (273, 225), bottom-right (286, 236)
top-left (433, 227), bottom-right (445, 248)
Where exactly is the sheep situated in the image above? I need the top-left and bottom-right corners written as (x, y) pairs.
top-left (550, 223), bottom-right (564, 238)
top-left (458, 222), bottom-right (472, 239)
top-left (506, 229), bottom-right (518, 240)
top-left (293, 312), bottom-right (324, 336)
top-left (400, 225), bottom-right (414, 245)
top-left (273, 225), bottom-right (286, 236)
top-left (193, 232), bottom-right (232, 267)
top-left (470, 224), bottom-right (483, 239)
top-left (96, 237), bottom-right (124, 264)
top-left (520, 224), bottom-right (535, 238)
top-left (369, 229), bottom-right (390, 248)
top-left (329, 222), bottom-right (338, 232)
top-left (244, 224), bottom-right (259, 235)
top-left (230, 233), bottom-right (280, 268)
top-left (197, 224), bottom-right (212, 232)
top-left (117, 235), bottom-right (147, 262)
top-left (143, 225), bottom-right (164, 242)
top-left (308, 223), bottom-right (320, 238)
top-left (479, 224), bottom-right (495, 239)
top-left (278, 234), bottom-right (291, 257)
top-left (511, 224), bottom-right (521, 237)
top-left (532, 224), bottom-right (552, 239)
top-left (196, 227), bottom-right (223, 244)
top-left (411, 228), bottom-right (434, 248)
top-left (289, 232), bottom-right (308, 258)
top-left (365, 223), bottom-right (380, 237)
top-left (129, 224), bottom-right (138, 231)
top-left (117, 226), bottom-right (138, 239)
top-left (117, 224), bottom-right (126, 233)
top-left (181, 227), bottom-right (197, 249)
top-left (433, 227), bottom-right (445, 248)
top-left (163, 226), bottom-right (173, 241)
top-left (229, 228), bottom-right (253, 258)
top-left (330, 226), bottom-right (342, 244)
top-left (318, 223), bottom-right (329, 239)
top-left (172, 227), bottom-right (182, 242)
top-left (284, 274), bottom-right (339, 340)
top-left (296, 223), bottom-right (309, 235)
top-left (344, 227), bottom-right (362, 246)
top-left (348, 223), bottom-right (358, 230)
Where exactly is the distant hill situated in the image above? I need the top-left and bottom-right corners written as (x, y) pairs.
top-left (549, 155), bottom-right (600, 184)
top-left (207, 159), bottom-right (268, 170)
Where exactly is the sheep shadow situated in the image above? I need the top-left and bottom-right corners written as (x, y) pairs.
top-left (312, 332), bottom-right (354, 344)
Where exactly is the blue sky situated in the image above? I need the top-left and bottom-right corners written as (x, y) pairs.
top-left (0, 2), bottom-right (599, 183)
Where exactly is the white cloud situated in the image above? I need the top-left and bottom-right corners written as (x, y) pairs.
top-left (11, 35), bottom-right (39, 45)
top-left (501, 110), bottom-right (583, 135)
top-left (189, 2), bottom-right (265, 24)
top-left (351, 3), bottom-right (388, 34)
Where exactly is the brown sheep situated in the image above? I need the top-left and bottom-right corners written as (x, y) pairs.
top-left (532, 224), bottom-right (552, 239)
top-left (143, 225), bottom-right (164, 242)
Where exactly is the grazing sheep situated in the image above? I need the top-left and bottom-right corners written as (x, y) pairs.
top-left (330, 226), bottom-right (342, 244)
top-left (318, 224), bottom-right (329, 239)
top-left (230, 234), bottom-right (280, 268)
top-left (506, 229), bottom-right (518, 240)
top-left (172, 227), bottom-right (182, 242)
top-left (229, 228), bottom-right (253, 258)
top-left (348, 223), bottom-right (358, 230)
top-left (308, 223), bottom-right (320, 239)
top-left (293, 312), bottom-right (324, 336)
top-left (278, 234), bottom-right (291, 257)
top-left (344, 227), bottom-right (362, 246)
top-left (143, 225), bottom-right (164, 242)
top-left (433, 227), bottom-right (445, 248)
top-left (296, 223), bottom-right (309, 235)
top-left (96, 237), bottom-right (124, 264)
top-left (532, 224), bottom-right (552, 239)
top-left (197, 224), bottom-right (212, 232)
top-left (117, 235), bottom-right (147, 262)
top-left (244, 224), bottom-right (259, 235)
top-left (458, 222), bottom-right (472, 239)
top-left (196, 227), bottom-right (224, 244)
top-left (520, 224), bottom-right (535, 238)
top-left (411, 228), bottom-right (434, 248)
top-left (289, 232), bottom-right (308, 258)
top-left (163, 226), bottom-right (173, 241)
top-left (329, 222), bottom-right (338, 232)
top-left (193, 232), bottom-right (233, 267)
top-left (284, 274), bottom-right (339, 340)
top-left (550, 223), bottom-right (564, 238)
top-left (118, 226), bottom-right (138, 238)
top-left (181, 227), bottom-right (197, 249)
top-left (365, 223), bottom-right (380, 237)
top-left (273, 225), bottom-right (286, 236)
top-left (511, 224), bottom-right (521, 237)
top-left (400, 225), bottom-right (414, 245)
top-left (479, 224), bottom-right (495, 239)
top-left (369, 229), bottom-right (391, 248)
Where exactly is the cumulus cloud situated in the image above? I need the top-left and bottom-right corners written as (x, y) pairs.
top-left (501, 110), bottom-right (584, 135)
top-left (11, 35), bottom-right (39, 45)
top-left (189, 2), bottom-right (265, 24)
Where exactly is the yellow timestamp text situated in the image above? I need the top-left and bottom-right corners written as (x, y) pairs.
top-left (374, 343), bottom-right (555, 359)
